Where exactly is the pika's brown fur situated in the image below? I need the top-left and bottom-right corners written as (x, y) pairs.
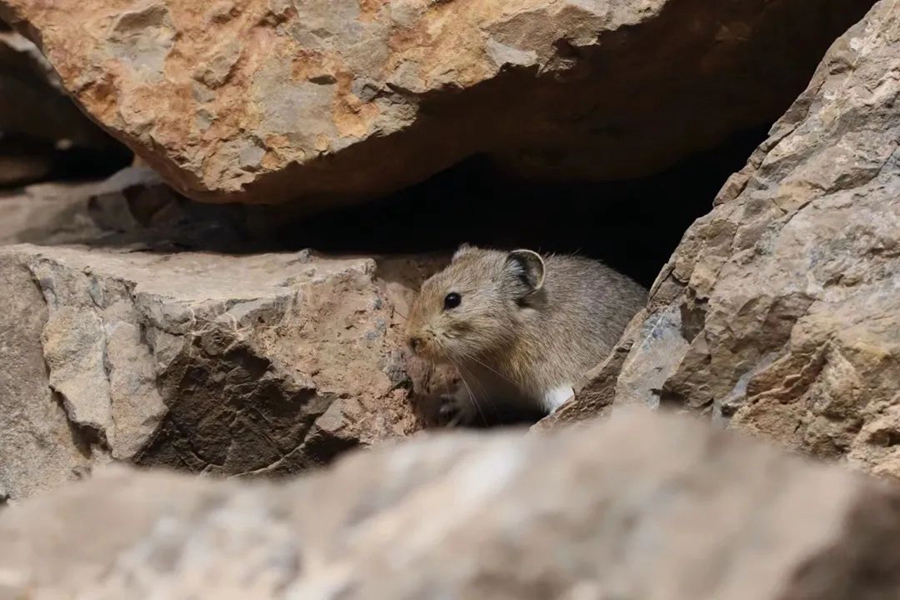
top-left (406, 244), bottom-right (646, 425)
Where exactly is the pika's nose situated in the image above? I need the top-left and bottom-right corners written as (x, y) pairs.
top-left (408, 336), bottom-right (422, 354)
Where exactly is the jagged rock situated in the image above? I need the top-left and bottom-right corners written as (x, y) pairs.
top-left (0, 0), bottom-right (874, 207)
top-left (0, 166), bottom-right (454, 502)
top-left (0, 238), bottom-right (427, 501)
top-left (0, 167), bottom-right (169, 246)
top-left (552, 0), bottom-right (900, 479)
top-left (3, 410), bottom-right (900, 598)
top-left (0, 249), bottom-right (94, 501)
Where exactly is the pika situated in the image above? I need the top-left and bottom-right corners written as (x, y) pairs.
top-left (406, 244), bottom-right (647, 425)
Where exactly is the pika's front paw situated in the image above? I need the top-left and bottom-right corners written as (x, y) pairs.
top-left (438, 392), bottom-right (477, 428)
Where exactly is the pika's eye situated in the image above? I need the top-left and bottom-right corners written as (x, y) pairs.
top-left (443, 292), bottom-right (461, 310)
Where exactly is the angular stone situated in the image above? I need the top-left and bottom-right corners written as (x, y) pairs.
top-left (0, 252), bottom-right (93, 502)
top-left (2, 410), bottom-right (900, 598)
top-left (567, 0), bottom-right (900, 479)
top-left (0, 0), bottom-right (874, 208)
top-left (0, 241), bottom-right (424, 501)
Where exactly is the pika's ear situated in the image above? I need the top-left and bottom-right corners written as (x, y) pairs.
top-left (505, 249), bottom-right (545, 292)
top-left (452, 243), bottom-right (477, 262)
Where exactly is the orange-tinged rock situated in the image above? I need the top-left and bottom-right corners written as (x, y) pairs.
top-left (0, 0), bottom-right (874, 209)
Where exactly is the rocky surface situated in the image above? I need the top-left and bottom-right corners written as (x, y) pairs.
top-left (0, 243), bottom-right (429, 501)
top-left (0, 0), bottom-right (874, 207)
top-left (0, 166), bottom-right (247, 247)
top-left (0, 168), bottom-right (448, 501)
top-left (551, 0), bottom-right (900, 479)
top-left (3, 410), bottom-right (900, 598)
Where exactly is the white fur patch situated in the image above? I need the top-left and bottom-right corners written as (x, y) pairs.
top-left (543, 385), bottom-right (575, 414)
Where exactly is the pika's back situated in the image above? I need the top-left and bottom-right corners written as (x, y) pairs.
top-left (537, 253), bottom-right (647, 361)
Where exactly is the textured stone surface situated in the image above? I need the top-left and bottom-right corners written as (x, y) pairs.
top-left (0, 168), bottom-right (163, 246)
top-left (558, 0), bottom-right (900, 479)
top-left (0, 0), bottom-right (874, 207)
top-left (0, 238), bottom-right (428, 501)
top-left (3, 410), bottom-right (900, 598)
top-left (0, 247), bottom-right (95, 501)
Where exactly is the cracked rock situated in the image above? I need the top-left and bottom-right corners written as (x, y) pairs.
top-left (0, 241), bottom-right (425, 501)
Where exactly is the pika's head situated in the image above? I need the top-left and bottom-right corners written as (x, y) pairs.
top-left (406, 244), bottom-right (545, 362)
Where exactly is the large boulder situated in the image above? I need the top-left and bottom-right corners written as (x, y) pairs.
top-left (0, 242), bottom-right (428, 501)
top-left (0, 0), bottom-right (874, 208)
top-left (549, 0), bottom-right (900, 480)
top-left (3, 410), bottom-right (900, 598)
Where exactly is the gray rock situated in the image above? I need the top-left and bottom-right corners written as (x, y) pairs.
top-left (555, 0), bottom-right (900, 481)
top-left (0, 241), bottom-right (425, 501)
top-left (2, 410), bottom-right (900, 598)
top-left (0, 252), bottom-right (94, 501)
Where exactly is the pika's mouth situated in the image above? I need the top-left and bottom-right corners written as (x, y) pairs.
top-left (406, 333), bottom-right (448, 362)
top-left (408, 336), bottom-right (424, 354)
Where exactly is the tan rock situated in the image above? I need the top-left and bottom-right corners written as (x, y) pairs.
top-left (3, 410), bottom-right (900, 598)
top-left (0, 249), bottom-right (94, 502)
top-left (0, 234), bottom-right (428, 501)
top-left (562, 0), bottom-right (900, 479)
top-left (0, 0), bottom-right (874, 208)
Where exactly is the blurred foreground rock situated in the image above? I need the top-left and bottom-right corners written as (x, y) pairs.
top-left (547, 0), bottom-right (900, 480)
top-left (2, 410), bottom-right (900, 598)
